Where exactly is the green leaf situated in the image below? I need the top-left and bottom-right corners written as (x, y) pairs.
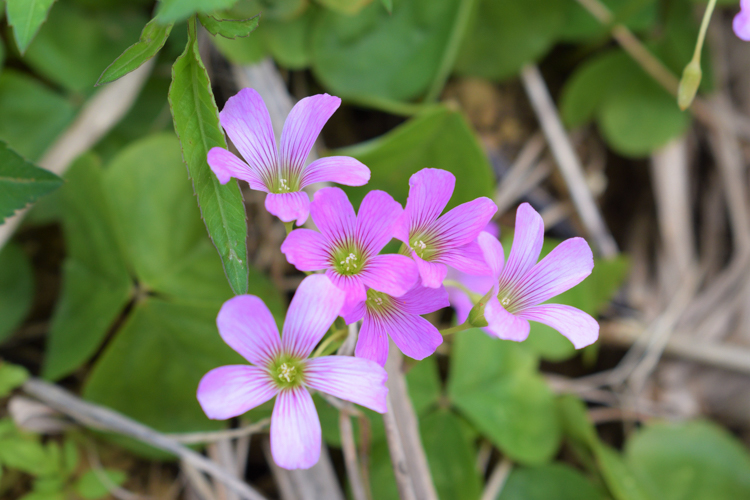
top-left (499, 464), bottom-right (605, 500)
top-left (595, 444), bottom-right (651, 500)
top-left (337, 106), bottom-right (494, 211)
top-left (311, 0), bottom-right (461, 102)
top-left (0, 141), bottom-right (63, 223)
top-left (316, 0), bottom-right (372, 14)
top-left (74, 469), bottom-right (126, 500)
top-left (19, 490), bottom-right (66, 500)
top-left (61, 440), bottom-right (79, 476)
top-left (0, 243), bottom-right (34, 343)
top-left (556, 394), bottom-right (597, 448)
top-left (0, 35), bottom-right (6, 69)
top-left (447, 329), bottom-right (560, 465)
top-left (380, 0), bottom-right (393, 13)
top-left (0, 361), bottom-right (29, 397)
top-left (624, 421), bottom-right (750, 500)
top-left (156, 0), bottom-right (240, 23)
top-left (198, 12), bottom-right (259, 39)
top-left (5, 0), bottom-right (55, 54)
top-left (455, 0), bottom-right (566, 81)
top-left (169, 19), bottom-right (249, 295)
top-left (0, 438), bottom-right (57, 476)
top-left (97, 18), bottom-right (173, 86)
top-left (43, 154), bottom-right (132, 381)
top-left (406, 357), bottom-right (441, 416)
top-left (560, 0), bottom-right (657, 42)
top-left (0, 70), bottom-right (76, 161)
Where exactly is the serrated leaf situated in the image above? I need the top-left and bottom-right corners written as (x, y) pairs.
top-left (0, 361), bottom-right (29, 397)
top-left (169, 19), bottom-right (249, 295)
top-left (97, 18), bottom-right (173, 86)
top-left (0, 141), bottom-right (63, 223)
top-left (156, 0), bottom-right (239, 23)
top-left (0, 243), bottom-right (34, 343)
top-left (5, 0), bottom-right (56, 54)
top-left (74, 469), bottom-right (126, 500)
top-left (198, 13), bottom-right (259, 39)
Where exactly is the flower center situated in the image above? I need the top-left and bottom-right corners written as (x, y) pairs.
top-left (409, 234), bottom-right (438, 261)
top-left (270, 356), bottom-right (304, 389)
top-left (332, 245), bottom-right (366, 276)
top-left (270, 175), bottom-right (300, 194)
top-left (365, 289), bottom-right (394, 313)
top-left (496, 286), bottom-right (521, 314)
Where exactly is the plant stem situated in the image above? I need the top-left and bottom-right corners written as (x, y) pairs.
top-left (312, 328), bottom-right (349, 358)
top-left (284, 221), bottom-right (294, 234)
top-left (439, 321), bottom-right (471, 336)
top-left (692, 0), bottom-right (718, 66)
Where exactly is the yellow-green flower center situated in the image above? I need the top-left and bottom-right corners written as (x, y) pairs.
top-left (270, 356), bottom-right (304, 389)
top-left (409, 234), bottom-right (438, 260)
top-left (332, 245), bottom-right (365, 276)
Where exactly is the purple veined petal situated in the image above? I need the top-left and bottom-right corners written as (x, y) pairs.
top-left (355, 314), bottom-right (390, 366)
top-left (438, 239), bottom-right (491, 276)
top-left (207, 147), bottom-right (268, 192)
top-left (325, 269), bottom-right (368, 305)
top-left (382, 310), bottom-right (443, 362)
top-left (341, 298), bottom-right (367, 324)
top-left (219, 88), bottom-right (278, 183)
top-left (280, 94), bottom-right (341, 177)
top-left (519, 304), bottom-right (599, 349)
top-left (735, 8), bottom-right (750, 40)
top-left (485, 295), bottom-right (530, 342)
top-left (265, 191), bottom-right (310, 225)
top-left (413, 252), bottom-right (448, 288)
top-left (310, 187), bottom-right (356, 246)
top-left (431, 197), bottom-right (497, 248)
top-left (514, 237), bottom-right (594, 308)
top-left (270, 387), bottom-right (322, 470)
top-left (305, 355), bottom-right (388, 413)
top-left (217, 295), bottom-right (282, 366)
top-left (197, 365), bottom-right (278, 420)
top-left (404, 169), bottom-right (455, 232)
top-left (361, 254), bottom-right (418, 297)
top-left (391, 210), bottom-right (411, 245)
top-left (356, 190), bottom-right (403, 256)
top-left (283, 275), bottom-right (346, 359)
top-left (477, 231), bottom-right (505, 279)
top-left (300, 156), bottom-right (370, 188)
top-left (281, 228), bottom-right (331, 272)
top-left (500, 203), bottom-right (544, 286)
top-left (397, 284), bottom-right (450, 315)
top-left (483, 221), bottom-right (500, 239)
top-left (447, 285), bottom-right (473, 324)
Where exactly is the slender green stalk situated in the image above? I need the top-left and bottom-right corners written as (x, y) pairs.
top-left (439, 321), bottom-right (471, 336)
top-left (284, 221), bottom-right (294, 234)
top-left (442, 279), bottom-right (482, 301)
top-left (677, 0), bottom-right (717, 109)
top-left (312, 328), bottom-right (349, 358)
top-left (693, 0), bottom-right (718, 65)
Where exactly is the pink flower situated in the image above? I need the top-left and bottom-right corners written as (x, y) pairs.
top-left (197, 275), bottom-right (388, 470)
top-left (392, 169), bottom-right (497, 288)
top-left (281, 187), bottom-right (418, 307)
top-left (735, 0), bottom-right (750, 40)
top-left (474, 203), bottom-right (599, 349)
top-left (207, 89), bottom-right (370, 225)
top-left (342, 284), bottom-right (449, 366)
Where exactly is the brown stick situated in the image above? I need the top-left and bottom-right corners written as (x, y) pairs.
top-left (339, 412), bottom-right (370, 500)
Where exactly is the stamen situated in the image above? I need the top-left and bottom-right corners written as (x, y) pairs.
top-left (278, 362), bottom-right (296, 383)
top-left (501, 297), bottom-right (510, 307)
top-left (279, 178), bottom-right (290, 192)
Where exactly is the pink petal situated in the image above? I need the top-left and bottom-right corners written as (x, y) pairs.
top-left (341, 299), bottom-right (367, 324)
top-left (281, 228), bottom-right (331, 272)
top-left (280, 94), bottom-right (340, 176)
top-left (361, 254), bottom-right (418, 297)
top-left (404, 169), bottom-right (455, 232)
top-left (398, 284), bottom-right (450, 315)
top-left (477, 231), bottom-right (505, 278)
top-left (282, 275), bottom-right (346, 359)
top-left (305, 356), bottom-right (388, 413)
top-left (735, 9), bottom-right (750, 41)
top-left (300, 156), bottom-right (370, 188)
top-left (219, 88), bottom-right (277, 183)
top-left (514, 237), bottom-right (594, 308)
top-left (392, 210), bottom-right (411, 244)
top-left (207, 147), bottom-right (267, 191)
top-left (325, 270), bottom-right (368, 305)
top-left (356, 190), bottom-right (403, 256)
top-left (310, 187), bottom-right (356, 245)
top-left (271, 387), bottom-right (321, 470)
top-left (217, 295), bottom-right (281, 366)
top-left (500, 203), bottom-right (544, 286)
top-left (432, 197), bottom-right (497, 248)
top-left (413, 252), bottom-right (448, 288)
top-left (383, 311), bottom-right (442, 362)
top-left (438, 239), bottom-right (491, 276)
top-left (197, 366), bottom-right (278, 420)
top-left (485, 295), bottom-right (530, 342)
top-left (265, 191), bottom-right (310, 225)
top-left (519, 304), bottom-right (599, 349)
top-left (447, 286), bottom-right (473, 324)
top-left (483, 221), bottom-right (500, 239)
top-left (355, 314), bottom-right (390, 366)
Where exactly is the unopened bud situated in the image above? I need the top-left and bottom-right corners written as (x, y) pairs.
top-left (467, 290), bottom-right (494, 328)
top-left (677, 60), bottom-right (702, 111)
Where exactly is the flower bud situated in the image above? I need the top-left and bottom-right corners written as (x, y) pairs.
top-left (467, 290), bottom-right (494, 328)
top-left (677, 60), bottom-right (702, 111)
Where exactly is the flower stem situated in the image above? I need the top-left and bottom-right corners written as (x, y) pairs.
top-left (442, 279), bottom-right (482, 301)
top-left (312, 328), bottom-right (349, 357)
top-left (284, 221), bottom-right (294, 234)
top-left (439, 321), bottom-right (471, 336)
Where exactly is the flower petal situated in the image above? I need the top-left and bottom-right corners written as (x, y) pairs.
top-left (485, 295), bottom-right (530, 342)
top-left (300, 156), bottom-right (370, 188)
top-left (217, 295), bottom-right (281, 366)
top-left (305, 355), bottom-right (388, 413)
top-left (283, 275), bottom-right (346, 359)
top-left (438, 239), bottom-right (491, 276)
top-left (447, 286), bottom-right (473, 324)
top-left (500, 203), bottom-right (544, 286)
top-left (432, 197), bottom-right (497, 248)
top-left (514, 237), bottom-right (594, 308)
top-left (281, 229), bottom-right (331, 272)
top-left (361, 254), bottom-right (418, 297)
top-left (325, 270), bottom-right (368, 305)
top-left (265, 191), bottom-right (310, 225)
top-left (356, 190), bottom-right (403, 256)
top-left (477, 231), bottom-right (504, 278)
top-left (354, 314), bottom-right (390, 366)
top-left (404, 169), bottom-right (455, 233)
top-left (397, 284), bottom-right (449, 315)
top-left (280, 94), bottom-right (340, 175)
top-left (341, 299), bottom-right (367, 324)
top-left (310, 187), bottom-right (356, 246)
top-left (383, 312), bottom-right (442, 362)
top-left (219, 88), bottom-right (277, 183)
top-left (735, 9), bottom-right (750, 41)
top-left (197, 366), bottom-right (278, 420)
top-left (519, 304), bottom-right (599, 349)
top-left (271, 387), bottom-right (321, 470)
top-left (207, 147), bottom-right (267, 191)
top-left (413, 252), bottom-right (448, 288)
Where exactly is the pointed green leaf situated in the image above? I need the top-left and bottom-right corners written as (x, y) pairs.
top-left (0, 243), bottom-right (34, 343)
top-left (156, 0), bottom-right (239, 24)
top-left (380, 0), bottom-right (393, 13)
top-left (198, 13), bottom-right (259, 39)
top-left (169, 20), bottom-right (249, 295)
top-left (74, 469), bottom-right (126, 500)
top-left (0, 141), bottom-right (63, 223)
top-left (5, 0), bottom-right (56, 54)
top-left (0, 361), bottom-right (29, 397)
top-left (97, 18), bottom-right (173, 86)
